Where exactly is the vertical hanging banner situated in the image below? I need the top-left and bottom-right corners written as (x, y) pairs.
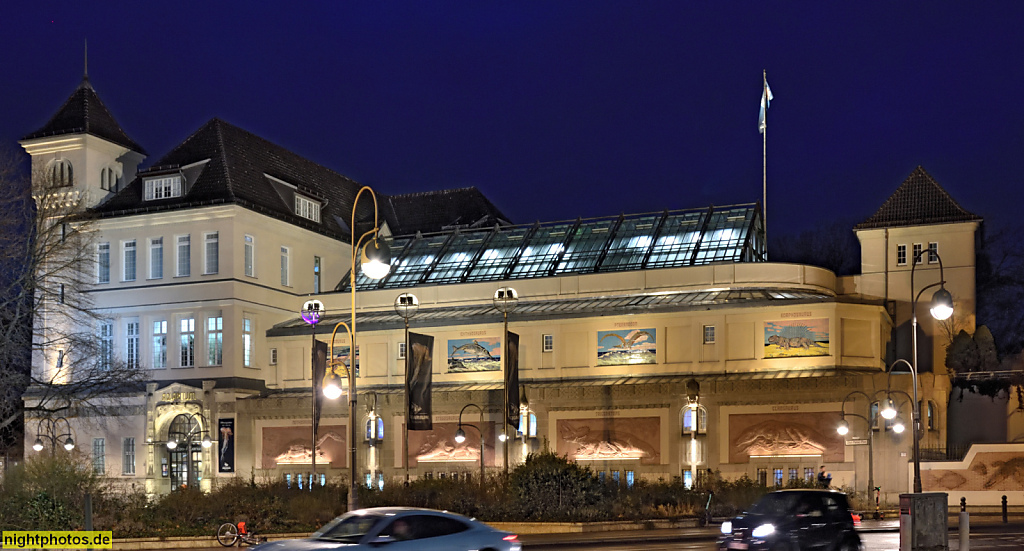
top-left (313, 339), bottom-right (328, 435)
top-left (218, 418), bottom-right (235, 473)
top-left (505, 331), bottom-right (521, 428)
top-left (407, 332), bottom-right (434, 430)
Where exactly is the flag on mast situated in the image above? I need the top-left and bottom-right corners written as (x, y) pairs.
top-left (758, 77), bottom-right (773, 134)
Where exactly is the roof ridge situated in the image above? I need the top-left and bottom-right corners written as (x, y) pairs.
top-left (211, 119), bottom-right (237, 200)
top-left (389, 186), bottom-right (480, 199)
top-left (854, 166), bottom-right (981, 230)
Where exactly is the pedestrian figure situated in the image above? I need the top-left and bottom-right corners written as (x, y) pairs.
top-left (817, 465), bottom-right (832, 488)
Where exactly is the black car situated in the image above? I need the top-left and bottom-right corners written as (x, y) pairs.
top-left (718, 489), bottom-right (861, 551)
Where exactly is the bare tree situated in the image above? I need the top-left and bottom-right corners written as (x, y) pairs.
top-left (0, 149), bottom-right (143, 447)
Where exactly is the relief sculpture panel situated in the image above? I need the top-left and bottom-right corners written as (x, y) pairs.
top-left (556, 417), bottom-right (661, 465)
top-left (728, 412), bottom-right (843, 463)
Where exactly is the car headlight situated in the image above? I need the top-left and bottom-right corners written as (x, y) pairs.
top-left (720, 521), bottom-right (732, 534)
top-left (751, 523), bottom-right (775, 538)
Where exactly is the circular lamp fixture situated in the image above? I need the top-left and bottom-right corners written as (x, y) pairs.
top-left (394, 293), bottom-right (419, 319)
top-left (498, 432), bottom-right (508, 442)
top-left (323, 372), bottom-right (344, 400)
top-left (930, 288), bottom-right (954, 321)
top-left (454, 428), bottom-right (467, 444)
top-left (64, 437), bottom-right (75, 451)
top-left (493, 287), bottom-right (519, 313)
top-left (836, 419), bottom-right (850, 436)
top-left (201, 435), bottom-right (213, 449)
top-left (892, 417), bottom-right (906, 434)
top-left (880, 398), bottom-right (897, 420)
top-left (32, 438), bottom-right (44, 452)
top-left (166, 440), bottom-right (178, 450)
top-left (361, 238), bottom-right (392, 280)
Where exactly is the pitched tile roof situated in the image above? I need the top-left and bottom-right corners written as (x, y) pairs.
top-left (93, 118), bottom-right (380, 239)
top-left (382, 187), bottom-right (512, 236)
top-left (21, 77), bottom-right (146, 154)
top-left (854, 166), bottom-right (981, 230)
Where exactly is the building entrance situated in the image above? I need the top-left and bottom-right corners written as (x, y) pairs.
top-left (168, 413), bottom-right (204, 490)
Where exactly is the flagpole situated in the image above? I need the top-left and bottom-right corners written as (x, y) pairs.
top-left (762, 69), bottom-right (768, 259)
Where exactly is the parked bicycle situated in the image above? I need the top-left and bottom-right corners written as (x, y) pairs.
top-left (217, 521), bottom-right (266, 547)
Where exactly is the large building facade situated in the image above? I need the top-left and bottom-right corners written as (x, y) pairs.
top-left (20, 76), bottom-right (981, 502)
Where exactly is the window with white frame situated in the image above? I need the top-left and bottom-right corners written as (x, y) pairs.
top-left (897, 244), bottom-right (907, 266)
top-left (152, 320), bottom-right (167, 369)
top-left (99, 322), bottom-right (113, 371)
top-left (682, 405), bottom-right (708, 434)
top-left (703, 325), bottom-right (716, 344)
top-left (180, 318), bottom-right (195, 367)
top-left (244, 235), bottom-right (255, 277)
top-left (928, 242), bottom-right (938, 264)
top-left (269, 348), bottom-right (278, 365)
top-left (207, 316), bottom-right (223, 366)
top-left (93, 438), bottom-right (105, 474)
top-left (122, 437), bottom-right (135, 475)
top-left (294, 195), bottom-right (321, 222)
top-left (204, 232), bottom-right (219, 274)
top-left (398, 342), bottom-right (406, 360)
top-left (176, 235), bottom-right (191, 277)
top-left (280, 246), bottom-right (290, 286)
top-left (50, 159), bottom-right (73, 187)
top-left (126, 320), bottom-right (139, 369)
top-left (313, 256), bottom-right (321, 294)
top-left (123, 240), bottom-right (137, 281)
top-left (243, 317), bottom-right (253, 367)
top-left (143, 175), bottom-right (182, 200)
top-left (98, 243), bottom-right (110, 283)
top-left (149, 237), bottom-right (163, 279)
top-left (913, 243), bottom-right (923, 265)
top-left (543, 334), bottom-right (554, 352)
top-left (518, 410), bottom-right (538, 438)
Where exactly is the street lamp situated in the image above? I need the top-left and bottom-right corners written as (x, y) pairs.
top-left (837, 390), bottom-right (875, 499)
top-left (493, 287), bottom-right (518, 475)
top-left (344, 185), bottom-right (391, 510)
top-left (301, 299), bottom-right (325, 483)
top-left (394, 293), bottom-right (419, 484)
top-left (32, 416), bottom-right (75, 455)
top-left (455, 403), bottom-right (486, 489)
top-left (904, 247), bottom-right (954, 493)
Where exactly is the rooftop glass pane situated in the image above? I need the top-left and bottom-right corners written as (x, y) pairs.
top-left (423, 230), bottom-right (490, 285)
top-left (352, 235), bottom-right (414, 291)
top-left (599, 215), bottom-right (661, 272)
top-left (646, 211), bottom-right (705, 268)
top-left (464, 227), bottom-right (532, 282)
top-left (378, 234), bottom-right (448, 289)
top-left (554, 219), bottom-right (617, 274)
top-left (508, 222), bottom-right (575, 279)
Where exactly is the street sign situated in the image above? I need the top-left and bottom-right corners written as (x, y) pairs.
top-left (845, 439), bottom-right (868, 446)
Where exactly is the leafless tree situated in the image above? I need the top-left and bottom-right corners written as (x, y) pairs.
top-left (0, 149), bottom-right (143, 449)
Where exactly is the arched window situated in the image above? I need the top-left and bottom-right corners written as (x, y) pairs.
top-left (682, 405), bottom-right (707, 434)
top-left (518, 409), bottom-right (538, 438)
top-left (365, 416), bottom-right (384, 443)
top-left (100, 167), bottom-right (120, 191)
top-left (49, 159), bottom-right (73, 187)
top-left (167, 414), bottom-right (203, 490)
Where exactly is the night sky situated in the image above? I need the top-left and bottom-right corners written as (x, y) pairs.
top-left (2, 2), bottom-right (1023, 238)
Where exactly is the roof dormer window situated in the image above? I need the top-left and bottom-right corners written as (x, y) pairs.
top-left (295, 194), bottom-right (321, 223)
top-left (49, 159), bottom-right (73, 187)
top-left (144, 175), bottom-right (182, 201)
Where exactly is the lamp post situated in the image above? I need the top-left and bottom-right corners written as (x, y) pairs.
top-left (886, 360), bottom-right (924, 492)
top-left (301, 299), bottom-right (325, 484)
top-left (454, 403), bottom-right (486, 489)
top-left (904, 248), bottom-right (954, 493)
top-left (394, 293), bottom-right (419, 484)
top-left (342, 186), bottom-right (391, 511)
top-left (493, 287), bottom-right (518, 475)
top-left (837, 390), bottom-right (875, 498)
top-left (31, 416), bottom-right (75, 456)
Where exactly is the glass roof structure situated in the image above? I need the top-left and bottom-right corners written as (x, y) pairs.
top-left (342, 203), bottom-right (765, 291)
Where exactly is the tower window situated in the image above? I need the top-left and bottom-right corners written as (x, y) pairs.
top-left (49, 159), bottom-right (73, 187)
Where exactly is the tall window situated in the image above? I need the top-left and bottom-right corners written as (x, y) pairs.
top-left (280, 247), bottom-right (290, 286)
top-left (543, 334), bottom-right (554, 352)
top-left (93, 438), bottom-right (105, 474)
top-left (244, 235), bottom-right (255, 277)
top-left (928, 242), bottom-right (939, 264)
top-left (101, 167), bottom-right (119, 191)
top-left (153, 321), bottom-right (167, 369)
top-left (683, 406), bottom-right (707, 433)
top-left (773, 468), bottom-right (784, 486)
top-left (126, 320), bottom-right (139, 369)
top-left (269, 348), bottom-right (278, 365)
top-left (207, 316), bottom-right (223, 365)
top-left (243, 318), bottom-right (253, 367)
top-left (149, 237), bottom-right (163, 279)
top-left (913, 243), bottom-right (923, 265)
top-left (123, 240), bottom-right (137, 281)
top-left (180, 318), bottom-right (195, 367)
top-left (703, 325), bottom-right (716, 344)
top-left (204, 232), bottom-right (219, 274)
top-left (100, 322), bottom-right (113, 371)
top-left (897, 244), bottom-right (907, 266)
top-left (122, 437), bottom-right (136, 475)
top-left (98, 243), bottom-right (110, 284)
top-left (50, 159), bottom-right (73, 187)
top-left (176, 235), bottom-right (191, 277)
top-left (313, 256), bottom-right (321, 294)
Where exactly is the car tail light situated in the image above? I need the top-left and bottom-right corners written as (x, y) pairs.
top-left (503, 534), bottom-right (519, 541)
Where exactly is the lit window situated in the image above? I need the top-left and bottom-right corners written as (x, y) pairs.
top-left (626, 470), bottom-right (635, 487)
top-left (913, 243), bottom-right (923, 265)
top-left (612, 471), bottom-right (621, 485)
top-left (123, 240), bottom-right (137, 281)
top-left (313, 256), bottom-right (321, 294)
top-left (757, 468), bottom-right (767, 486)
top-left (99, 322), bottom-right (113, 371)
top-left (543, 334), bottom-right (554, 352)
top-left (805, 467), bottom-right (815, 481)
top-left (683, 406), bottom-right (707, 434)
top-left (126, 320), bottom-right (139, 369)
top-left (122, 437), bottom-right (136, 475)
top-left (93, 438), bottom-right (105, 474)
top-left (774, 468), bottom-right (783, 486)
top-left (897, 244), bottom-right (907, 266)
top-left (789, 468), bottom-right (797, 481)
top-left (204, 232), bottom-right (219, 275)
top-left (207, 316), bottom-right (223, 365)
top-left (176, 235), bottom-right (191, 277)
top-left (703, 325), bottom-right (716, 344)
top-left (928, 242), bottom-right (939, 264)
top-left (149, 237), bottom-right (163, 279)
top-left (243, 318), bottom-right (253, 367)
top-left (683, 470), bottom-right (692, 489)
top-left (144, 176), bottom-right (182, 200)
top-left (50, 159), bottom-right (73, 187)
top-left (180, 318), bottom-right (195, 367)
top-left (152, 321), bottom-right (167, 369)
top-left (244, 235), bottom-right (255, 277)
top-left (98, 243), bottom-right (110, 283)
top-left (294, 195), bottom-right (321, 223)
top-left (280, 246), bottom-right (290, 286)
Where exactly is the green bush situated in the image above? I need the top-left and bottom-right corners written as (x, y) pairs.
top-left (0, 453), bottom-right (102, 531)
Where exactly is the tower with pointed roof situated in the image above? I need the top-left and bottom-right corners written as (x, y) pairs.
top-left (19, 72), bottom-right (146, 208)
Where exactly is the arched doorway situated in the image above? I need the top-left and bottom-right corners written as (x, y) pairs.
top-left (168, 413), bottom-right (204, 490)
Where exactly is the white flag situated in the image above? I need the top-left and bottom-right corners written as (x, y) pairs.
top-left (758, 79), bottom-right (773, 134)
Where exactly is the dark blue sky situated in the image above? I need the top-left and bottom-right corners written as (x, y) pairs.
top-left (2, 2), bottom-right (1023, 237)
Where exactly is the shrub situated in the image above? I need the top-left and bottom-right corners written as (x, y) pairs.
top-left (0, 453), bottom-right (102, 531)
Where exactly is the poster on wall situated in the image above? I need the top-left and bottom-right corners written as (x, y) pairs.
top-left (597, 328), bottom-right (656, 366)
top-left (447, 337), bottom-right (501, 372)
top-left (407, 332), bottom-right (434, 430)
top-left (218, 418), bottom-right (235, 473)
top-left (505, 332), bottom-right (520, 428)
top-left (330, 345), bottom-right (360, 377)
top-left (764, 319), bottom-right (829, 358)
